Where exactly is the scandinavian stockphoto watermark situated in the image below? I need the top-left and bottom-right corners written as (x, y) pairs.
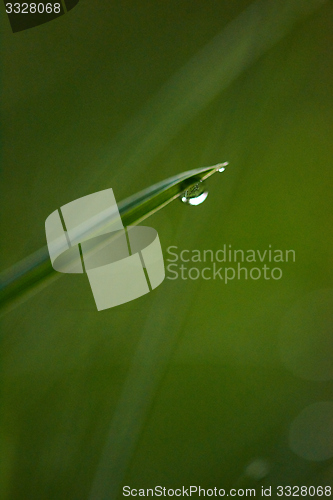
top-left (122, 485), bottom-right (331, 497)
top-left (166, 245), bottom-right (295, 282)
top-left (45, 188), bottom-right (165, 311)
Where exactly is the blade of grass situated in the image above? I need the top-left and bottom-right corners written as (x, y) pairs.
top-left (0, 163), bottom-right (226, 314)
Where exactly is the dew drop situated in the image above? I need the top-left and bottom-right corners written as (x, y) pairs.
top-left (216, 161), bottom-right (229, 172)
top-left (180, 181), bottom-right (208, 206)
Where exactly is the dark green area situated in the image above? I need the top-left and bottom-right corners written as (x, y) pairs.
top-left (1, 1), bottom-right (333, 499)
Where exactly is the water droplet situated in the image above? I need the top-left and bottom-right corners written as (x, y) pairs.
top-left (180, 181), bottom-right (208, 206)
top-left (216, 161), bottom-right (229, 172)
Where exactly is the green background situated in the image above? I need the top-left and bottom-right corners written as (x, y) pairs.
top-left (1, 0), bottom-right (333, 498)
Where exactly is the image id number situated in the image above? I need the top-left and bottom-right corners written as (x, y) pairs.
top-left (5, 3), bottom-right (61, 14)
top-left (277, 486), bottom-right (331, 496)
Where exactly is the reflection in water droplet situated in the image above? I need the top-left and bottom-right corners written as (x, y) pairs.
top-left (217, 161), bottom-right (229, 172)
top-left (180, 182), bottom-right (208, 206)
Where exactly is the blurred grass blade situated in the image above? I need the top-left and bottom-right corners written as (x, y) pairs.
top-left (0, 163), bottom-right (226, 313)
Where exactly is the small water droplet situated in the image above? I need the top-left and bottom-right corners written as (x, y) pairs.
top-left (216, 161), bottom-right (229, 172)
top-left (180, 181), bottom-right (208, 206)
